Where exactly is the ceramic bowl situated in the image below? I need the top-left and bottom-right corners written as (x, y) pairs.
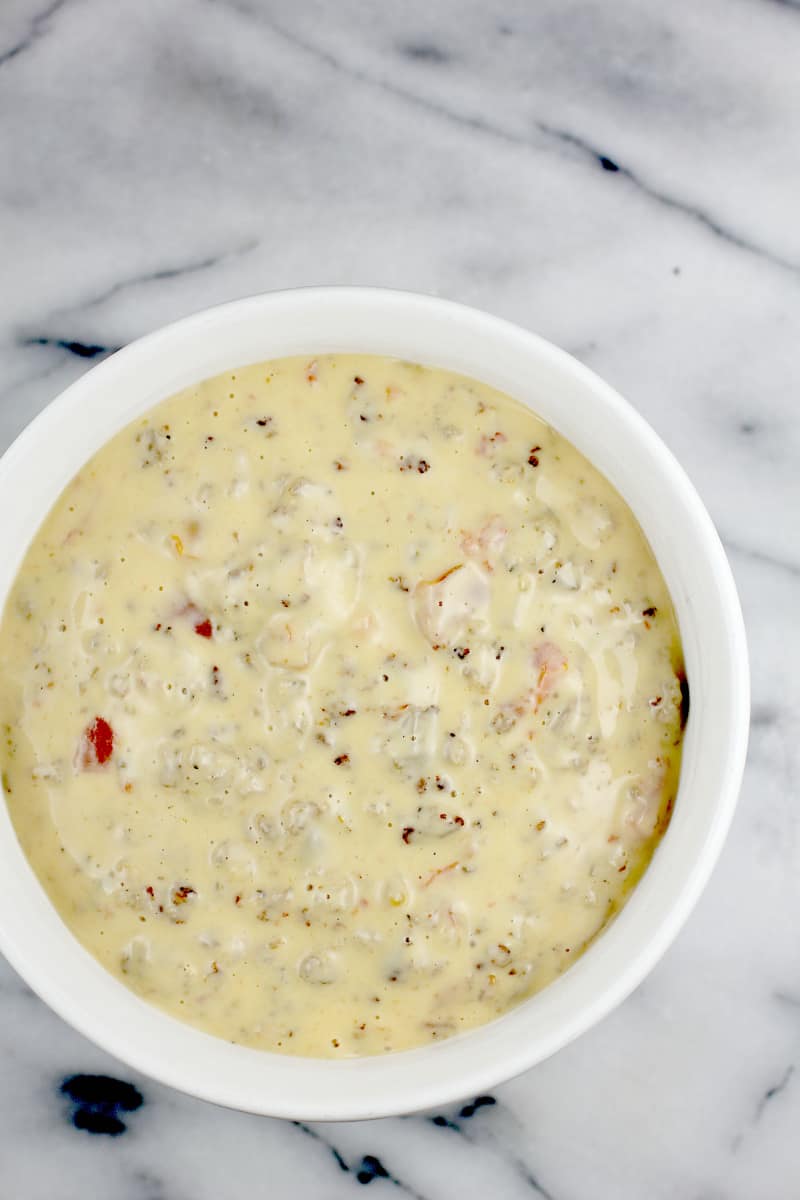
top-left (0, 288), bottom-right (749, 1119)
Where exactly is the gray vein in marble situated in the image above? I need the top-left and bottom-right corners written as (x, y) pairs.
top-left (209, 0), bottom-right (800, 279)
top-left (533, 121), bottom-right (800, 277)
top-left (754, 1066), bottom-right (794, 1123)
top-left (424, 1098), bottom-right (554, 1199)
top-left (0, 358), bottom-right (63, 405)
top-left (722, 538), bottom-right (800, 581)
top-left (13, 239), bottom-right (260, 368)
top-left (293, 1121), bottom-right (427, 1198)
top-left (750, 703), bottom-right (779, 725)
top-left (50, 239), bottom-right (260, 318)
top-left (399, 42), bottom-right (451, 64)
top-left (733, 1064), bottom-right (796, 1152)
top-left (128, 1170), bottom-right (171, 1200)
top-left (0, 0), bottom-right (66, 69)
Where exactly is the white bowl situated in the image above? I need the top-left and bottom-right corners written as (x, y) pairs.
top-left (0, 288), bottom-right (749, 1119)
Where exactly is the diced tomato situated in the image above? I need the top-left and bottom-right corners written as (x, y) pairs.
top-left (177, 601), bottom-right (213, 637)
top-left (83, 717), bottom-right (114, 766)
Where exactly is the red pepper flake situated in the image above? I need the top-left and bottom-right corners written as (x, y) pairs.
top-left (650, 696), bottom-right (663, 707)
top-left (234, 894), bottom-right (241, 906)
top-left (643, 606), bottom-right (657, 618)
top-left (146, 886), bottom-right (155, 898)
top-left (402, 826), bottom-right (415, 844)
top-left (417, 459), bottom-right (430, 474)
top-left (256, 418), bottom-right (270, 427)
top-left (334, 753), bottom-right (350, 766)
top-left (354, 376), bottom-right (365, 386)
top-left (454, 815), bottom-right (465, 826)
top-left (454, 646), bottom-right (470, 660)
top-left (527, 445), bottom-right (542, 467)
top-left (340, 708), bottom-right (357, 717)
top-left (194, 618), bottom-right (213, 638)
top-left (172, 885), bottom-right (196, 904)
top-left (82, 717), bottom-right (114, 766)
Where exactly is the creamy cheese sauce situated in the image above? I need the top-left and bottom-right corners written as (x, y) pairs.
top-left (0, 355), bottom-right (685, 1057)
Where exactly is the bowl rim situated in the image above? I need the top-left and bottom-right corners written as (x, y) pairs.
top-left (0, 286), bottom-right (750, 1119)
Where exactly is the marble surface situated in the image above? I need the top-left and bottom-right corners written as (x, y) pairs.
top-left (1, 0), bottom-right (798, 1195)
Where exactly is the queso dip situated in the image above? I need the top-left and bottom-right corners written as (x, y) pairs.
top-left (0, 355), bottom-right (685, 1056)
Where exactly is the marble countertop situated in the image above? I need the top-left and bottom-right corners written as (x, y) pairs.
top-left (1, 1), bottom-right (798, 1195)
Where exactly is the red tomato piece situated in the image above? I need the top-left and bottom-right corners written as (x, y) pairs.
top-left (85, 717), bottom-right (114, 765)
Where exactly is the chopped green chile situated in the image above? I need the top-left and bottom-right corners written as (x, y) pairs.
top-left (0, 355), bottom-right (684, 1057)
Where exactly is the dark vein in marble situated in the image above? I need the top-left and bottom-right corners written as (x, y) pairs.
top-left (754, 1065), bottom-right (794, 1121)
top-left (429, 1094), bottom-right (497, 1132)
top-left (400, 42), bottom-right (451, 65)
top-left (15, 239), bottom-right (258, 365)
top-left (60, 1073), bottom-right (144, 1136)
top-left (425, 1097), bottom-right (554, 1199)
top-left (292, 1121), bottom-right (350, 1174)
top-left (0, 0), bottom-right (66, 69)
top-left (722, 537), bottom-right (800, 580)
top-left (292, 1122), bottom-right (427, 1197)
top-left (58, 238), bottom-right (260, 316)
top-left (750, 704), bottom-right (780, 730)
top-left (211, 2), bottom-right (800, 278)
top-left (19, 336), bottom-right (118, 359)
top-left (534, 122), bottom-right (800, 275)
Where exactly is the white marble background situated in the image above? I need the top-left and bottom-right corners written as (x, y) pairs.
top-left (1, 0), bottom-right (798, 1195)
